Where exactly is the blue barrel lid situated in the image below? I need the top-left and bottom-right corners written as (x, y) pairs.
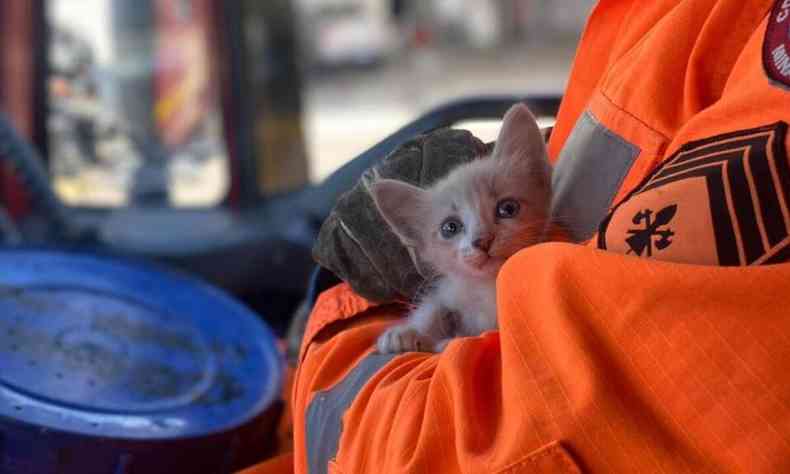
top-left (0, 249), bottom-right (283, 442)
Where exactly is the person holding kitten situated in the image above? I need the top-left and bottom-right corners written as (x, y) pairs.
top-left (245, 1), bottom-right (790, 473)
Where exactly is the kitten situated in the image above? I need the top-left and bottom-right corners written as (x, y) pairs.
top-left (371, 103), bottom-right (552, 353)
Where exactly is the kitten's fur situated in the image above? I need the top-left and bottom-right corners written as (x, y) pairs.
top-left (371, 104), bottom-right (552, 353)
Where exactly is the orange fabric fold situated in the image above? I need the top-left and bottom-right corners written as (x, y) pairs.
top-left (290, 244), bottom-right (790, 472)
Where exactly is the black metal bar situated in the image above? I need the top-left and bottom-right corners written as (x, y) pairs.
top-left (32, 0), bottom-right (48, 161)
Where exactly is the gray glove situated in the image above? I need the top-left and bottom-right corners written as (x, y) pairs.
top-left (312, 128), bottom-right (490, 303)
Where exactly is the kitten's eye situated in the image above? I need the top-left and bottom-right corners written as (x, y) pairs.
top-left (496, 199), bottom-right (520, 219)
top-left (440, 218), bottom-right (463, 238)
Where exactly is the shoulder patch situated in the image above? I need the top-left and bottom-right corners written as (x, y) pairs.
top-left (764, 0), bottom-right (790, 90)
top-left (598, 123), bottom-right (790, 265)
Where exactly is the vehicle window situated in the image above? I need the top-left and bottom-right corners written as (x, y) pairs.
top-left (47, 0), bottom-right (229, 207)
top-left (299, 0), bottom-right (592, 182)
top-left (45, 0), bottom-right (592, 205)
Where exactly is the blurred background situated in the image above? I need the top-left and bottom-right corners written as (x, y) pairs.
top-left (45, 0), bottom-right (592, 208)
top-left (0, 0), bottom-right (594, 334)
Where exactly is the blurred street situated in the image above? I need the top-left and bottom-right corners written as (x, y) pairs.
top-left (55, 43), bottom-right (576, 204)
top-left (304, 42), bottom-right (576, 180)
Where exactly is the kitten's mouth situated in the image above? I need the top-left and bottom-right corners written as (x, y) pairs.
top-left (464, 253), bottom-right (505, 275)
top-left (464, 252), bottom-right (489, 267)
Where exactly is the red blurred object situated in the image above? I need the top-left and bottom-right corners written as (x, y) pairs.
top-left (413, 24), bottom-right (433, 48)
top-left (0, 1), bottom-right (35, 219)
top-left (153, 0), bottom-right (215, 150)
top-left (152, 0), bottom-right (241, 206)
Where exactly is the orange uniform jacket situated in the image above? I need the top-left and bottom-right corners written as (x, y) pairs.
top-left (246, 0), bottom-right (790, 472)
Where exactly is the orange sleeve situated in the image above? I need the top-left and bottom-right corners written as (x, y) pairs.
top-left (291, 243), bottom-right (790, 473)
top-left (547, 0), bottom-right (686, 162)
top-left (547, 0), bottom-right (637, 162)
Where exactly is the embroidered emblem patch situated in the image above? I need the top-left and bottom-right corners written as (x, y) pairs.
top-left (626, 206), bottom-right (677, 257)
top-left (598, 123), bottom-right (790, 265)
top-left (764, 0), bottom-right (790, 89)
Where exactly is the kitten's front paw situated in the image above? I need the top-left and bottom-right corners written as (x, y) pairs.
top-left (377, 325), bottom-right (435, 354)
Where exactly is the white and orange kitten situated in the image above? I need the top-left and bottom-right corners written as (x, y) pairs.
top-left (371, 103), bottom-right (552, 353)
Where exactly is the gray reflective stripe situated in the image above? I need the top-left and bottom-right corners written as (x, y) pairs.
top-left (551, 110), bottom-right (640, 241)
top-left (306, 353), bottom-right (396, 474)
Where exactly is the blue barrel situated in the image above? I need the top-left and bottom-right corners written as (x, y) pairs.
top-left (0, 249), bottom-right (283, 473)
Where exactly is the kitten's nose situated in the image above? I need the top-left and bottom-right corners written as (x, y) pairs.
top-left (472, 234), bottom-right (494, 252)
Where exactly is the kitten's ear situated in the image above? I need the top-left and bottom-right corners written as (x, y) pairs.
top-left (492, 103), bottom-right (548, 170)
top-left (370, 179), bottom-right (430, 247)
